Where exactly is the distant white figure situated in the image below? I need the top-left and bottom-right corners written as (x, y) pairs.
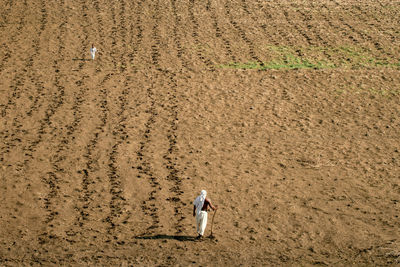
top-left (90, 44), bottom-right (97, 60)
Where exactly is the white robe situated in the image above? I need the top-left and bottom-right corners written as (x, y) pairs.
top-left (196, 211), bottom-right (208, 236)
top-left (90, 47), bottom-right (97, 60)
top-left (194, 190), bottom-right (207, 236)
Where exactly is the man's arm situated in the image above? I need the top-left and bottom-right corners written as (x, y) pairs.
top-left (207, 198), bottom-right (218, 211)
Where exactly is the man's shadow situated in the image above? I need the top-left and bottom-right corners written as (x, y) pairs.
top-left (135, 234), bottom-right (197, 242)
top-left (72, 58), bottom-right (92, 61)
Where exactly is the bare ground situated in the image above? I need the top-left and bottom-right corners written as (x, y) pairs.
top-left (1, 0), bottom-right (399, 266)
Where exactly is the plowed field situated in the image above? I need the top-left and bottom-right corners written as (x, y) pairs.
top-left (1, 0), bottom-right (399, 265)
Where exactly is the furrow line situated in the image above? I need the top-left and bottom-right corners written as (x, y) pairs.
top-left (224, 0), bottom-right (264, 65)
top-left (0, 1), bottom-right (32, 116)
top-left (116, 0), bottom-right (128, 73)
top-left (150, 0), bottom-right (162, 71)
top-left (92, 0), bottom-right (105, 43)
top-left (65, 0), bottom-right (110, 242)
top-left (279, 4), bottom-right (315, 47)
top-left (327, 0), bottom-right (394, 58)
top-left (162, 71), bottom-right (186, 234)
top-left (137, 81), bottom-right (160, 233)
top-left (39, 77), bottom-right (88, 244)
top-left (343, 2), bottom-right (397, 55)
top-left (38, 172), bottom-right (60, 245)
top-left (171, 0), bottom-right (193, 71)
top-left (127, 0), bottom-right (145, 68)
top-left (206, 0), bottom-right (236, 63)
top-left (38, 0), bottom-right (74, 246)
top-left (240, 0), bottom-right (251, 15)
top-left (0, 1), bottom-right (27, 73)
top-left (92, 0), bottom-right (106, 74)
top-left (319, 2), bottom-right (360, 46)
top-left (254, 0), bottom-right (293, 47)
top-left (104, 1), bottom-right (132, 240)
top-left (188, 0), bottom-right (216, 71)
top-left (0, 0), bottom-right (13, 25)
top-left (288, 3), bottom-right (333, 60)
top-left (73, 76), bottom-right (110, 231)
top-left (26, 0), bottom-right (48, 117)
top-left (0, 0), bottom-right (48, 167)
top-left (109, 4), bottom-right (118, 71)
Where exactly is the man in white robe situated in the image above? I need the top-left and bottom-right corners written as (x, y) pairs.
top-left (90, 44), bottom-right (97, 60)
top-left (193, 190), bottom-right (218, 239)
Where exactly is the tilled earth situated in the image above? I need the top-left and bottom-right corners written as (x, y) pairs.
top-left (0, 0), bottom-right (399, 266)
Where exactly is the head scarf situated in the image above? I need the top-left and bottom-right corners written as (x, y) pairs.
top-left (193, 190), bottom-right (207, 215)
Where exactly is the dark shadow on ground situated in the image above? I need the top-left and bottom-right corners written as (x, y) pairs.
top-left (72, 58), bottom-right (91, 61)
top-left (135, 234), bottom-right (197, 242)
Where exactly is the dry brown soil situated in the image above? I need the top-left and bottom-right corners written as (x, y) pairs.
top-left (1, 0), bottom-right (400, 266)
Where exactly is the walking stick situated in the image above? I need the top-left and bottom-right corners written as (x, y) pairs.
top-left (209, 209), bottom-right (217, 238)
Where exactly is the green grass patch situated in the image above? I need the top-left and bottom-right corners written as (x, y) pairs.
top-left (219, 45), bottom-right (400, 70)
top-left (219, 60), bottom-right (334, 70)
top-left (334, 85), bottom-right (400, 98)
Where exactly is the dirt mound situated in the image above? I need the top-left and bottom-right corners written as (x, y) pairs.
top-left (1, 0), bottom-right (399, 265)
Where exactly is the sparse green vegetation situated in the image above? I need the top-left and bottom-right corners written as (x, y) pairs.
top-left (334, 85), bottom-right (400, 98)
top-left (219, 60), bottom-right (333, 70)
top-left (219, 45), bottom-right (400, 70)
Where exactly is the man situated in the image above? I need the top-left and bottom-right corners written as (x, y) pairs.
top-left (90, 44), bottom-right (97, 60)
top-left (193, 190), bottom-right (218, 239)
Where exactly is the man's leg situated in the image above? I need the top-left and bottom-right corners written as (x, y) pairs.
top-left (199, 211), bottom-right (208, 236)
top-left (196, 214), bottom-right (201, 235)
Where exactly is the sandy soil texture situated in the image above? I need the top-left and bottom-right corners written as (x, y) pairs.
top-left (1, 0), bottom-right (400, 266)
